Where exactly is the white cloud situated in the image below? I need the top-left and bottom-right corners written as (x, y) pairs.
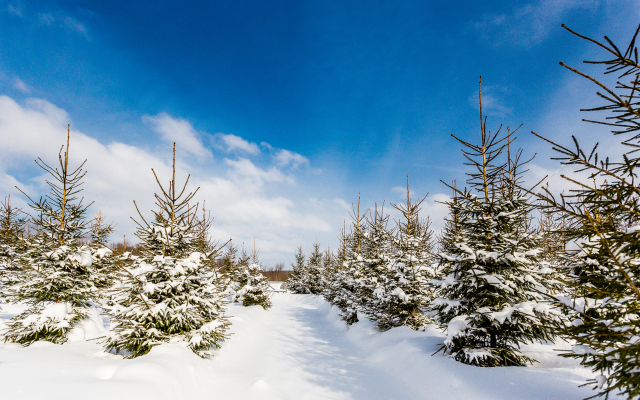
top-left (274, 149), bottom-right (309, 168)
top-left (143, 112), bottom-right (212, 160)
top-left (0, 95), bottom-right (337, 266)
top-left (213, 133), bottom-right (260, 154)
top-left (12, 77), bottom-right (30, 93)
top-left (224, 158), bottom-right (293, 186)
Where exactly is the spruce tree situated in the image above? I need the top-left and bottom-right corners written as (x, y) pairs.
top-left (3, 127), bottom-right (99, 345)
top-left (531, 24), bottom-right (640, 398)
top-left (304, 241), bottom-right (326, 295)
top-left (193, 202), bottom-right (229, 281)
top-left (103, 144), bottom-right (229, 358)
top-left (87, 212), bottom-right (116, 291)
top-left (323, 221), bottom-right (349, 305)
top-left (329, 198), bottom-right (368, 324)
top-left (283, 245), bottom-right (309, 293)
top-left (430, 82), bottom-right (560, 366)
top-left (372, 182), bottom-right (436, 331)
top-left (230, 247), bottom-right (272, 309)
top-left (219, 242), bottom-right (238, 281)
top-left (0, 196), bottom-right (27, 293)
top-left (352, 203), bottom-right (393, 328)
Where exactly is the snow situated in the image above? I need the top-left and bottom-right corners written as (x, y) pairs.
top-left (0, 293), bottom-right (594, 400)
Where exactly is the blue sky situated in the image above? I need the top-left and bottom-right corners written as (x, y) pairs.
top-left (0, 0), bottom-right (637, 265)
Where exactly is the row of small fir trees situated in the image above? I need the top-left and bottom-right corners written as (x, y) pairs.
top-left (285, 24), bottom-right (640, 399)
top-left (0, 134), bottom-right (272, 359)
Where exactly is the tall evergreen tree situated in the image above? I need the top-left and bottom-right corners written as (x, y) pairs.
top-left (531, 24), bottom-right (640, 398)
top-left (103, 144), bottom-right (229, 358)
top-left (430, 81), bottom-right (560, 367)
top-left (3, 127), bottom-right (99, 345)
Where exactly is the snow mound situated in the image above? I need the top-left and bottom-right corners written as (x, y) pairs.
top-left (0, 294), bottom-right (593, 399)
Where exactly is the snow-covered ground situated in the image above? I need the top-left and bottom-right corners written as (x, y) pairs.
top-left (0, 287), bottom-right (594, 400)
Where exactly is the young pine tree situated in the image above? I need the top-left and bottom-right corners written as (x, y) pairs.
top-left (323, 221), bottom-right (349, 305)
top-left (230, 246), bottom-right (272, 309)
top-left (430, 82), bottom-right (560, 367)
top-left (87, 212), bottom-right (116, 291)
top-left (303, 241), bottom-right (326, 295)
top-left (352, 203), bottom-right (393, 328)
top-left (3, 127), bottom-right (100, 345)
top-left (103, 144), bottom-right (229, 358)
top-left (283, 245), bottom-right (309, 293)
top-left (192, 202), bottom-right (229, 281)
top-left (373, 182), bottom-right (436, 331)
top-left (330, 199), bottom-right (368, 324)
top-left (0, 196), bottom-right (28, 293)
top-left (531, 24), bottom-right (640, 398)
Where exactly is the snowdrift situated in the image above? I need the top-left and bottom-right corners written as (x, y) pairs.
top-left (0, 293), bottom-right (593, 400)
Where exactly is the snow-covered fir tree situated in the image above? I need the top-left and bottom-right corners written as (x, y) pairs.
top-left (321, 246), bottom-right (335, 283)
top-left (530, 24), bottom-right (640, 398)
top-left (437, 182), bottom-right (464, 257)
top-left (370, 183), bottom-right (436, 331)
top-left (219, 242), bottom-right (238, 283)
top-left (327, 199), bottom-right (368, 324)
top-left (87, 212), bottom-right (116, 291)
top-left (2, 128), bottom-right (100, 345)
top-left (103, 144), bottom-right (229, 358)
top-left (322, 221), bottom-right (348, 305)
top-left (283, 245), bottom-right (308, 293)
top-left (0, 196), bottom-right (28, 295)
top-left (430, 82), bottom-right (561, 367)
top-left (349, 204), bottom-right (393, 327)
top-left (229, 247), bottom-right (271, 309)
top-left (193, 202), bottom-right (229, 282)
top-left (304, 241), bottom-right (326, 295)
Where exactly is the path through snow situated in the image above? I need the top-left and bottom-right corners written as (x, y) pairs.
top-left (0, 291), bottom-right (594, 399)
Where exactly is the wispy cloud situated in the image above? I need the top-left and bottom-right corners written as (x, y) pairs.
top-left (224, 157), bottom-right (293, 185)
top-left (4, 4), bottom-right (90, 39)
top-left (5, 3), bottom-right (22, 17)
top-left (63, 16), bottom-right (88, 36)
top-left (213, 132), bottom-right (260, 154)
top-left (12, 77), bottom-right (30, 93)
top-left (468, 85), bottom-right (511, 117)
top-left (143, 112), bottom-right (212, 160)
top-left (274, 149), bottom-right (309, 169)
top-left (472, 0), bottom-right (598, 46)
